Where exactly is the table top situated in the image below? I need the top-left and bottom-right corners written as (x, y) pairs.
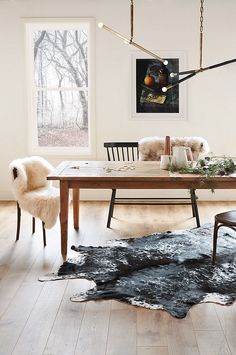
top-left (48, 160), bottom-right (236, 186)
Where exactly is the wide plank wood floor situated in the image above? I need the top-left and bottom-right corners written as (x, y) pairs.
top-left (0, 200), bottom-right (236, 355)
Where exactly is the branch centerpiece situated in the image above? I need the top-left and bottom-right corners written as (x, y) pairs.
top-left (169, 156), bottom-right (236, 176)
top-left (169, 156), bottom-right (236, 192)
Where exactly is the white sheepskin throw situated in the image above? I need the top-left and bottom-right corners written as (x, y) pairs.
top-left (9, 156), bottom-right (60, 229)
top-left (138, 136), bottom-right (210, 161)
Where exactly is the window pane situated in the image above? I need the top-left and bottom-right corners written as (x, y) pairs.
top-left (34, 30), bottom-right (88, 88)
top-left (36, 90), bottom-right (88, 147)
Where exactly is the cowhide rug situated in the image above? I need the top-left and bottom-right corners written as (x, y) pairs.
top-left (39, 224), bottom-right (236, 318)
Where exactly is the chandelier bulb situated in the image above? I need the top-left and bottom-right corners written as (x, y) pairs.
top-left (98, 22), bottom-right (104, 29)
top-left (170, 72), bottom-right (177, 78)
top-left (162, 87), bottom-right (167, 93)
top-left (164, 60), bottom-right (168, 66)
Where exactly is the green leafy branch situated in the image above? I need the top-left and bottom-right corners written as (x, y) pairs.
top-left (169, 156), bottom-right (236, 194)
top-left (169, 156), bottom-right (236, 176)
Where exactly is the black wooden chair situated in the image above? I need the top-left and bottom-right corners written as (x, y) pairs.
top-left (104, 142), bottom-right (199, 228)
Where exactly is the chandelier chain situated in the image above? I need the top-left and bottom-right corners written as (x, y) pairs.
top-left (130, 0), bottom-right (134, 43)
top-left (199, 0), bottom-right (204, 69)
top-left (200, 0), bottom-right (204, 33)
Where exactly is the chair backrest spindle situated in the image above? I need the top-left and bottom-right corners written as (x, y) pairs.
top-left (122, 147), bottom-right (125, 161)
top-left (104, 142), bottom-right (139, 162)
top-left (106, 147), bottom-right (111, 161)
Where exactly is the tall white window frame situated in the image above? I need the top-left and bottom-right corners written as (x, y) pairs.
top-left (25, 18), bottom-right (95, 156)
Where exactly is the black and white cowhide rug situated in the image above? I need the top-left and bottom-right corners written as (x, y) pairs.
top-left (39, 224), bottom-right (236, 318)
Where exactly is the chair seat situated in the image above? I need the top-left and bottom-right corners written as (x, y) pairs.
top-left (215, 210), bottom-right (236, 225)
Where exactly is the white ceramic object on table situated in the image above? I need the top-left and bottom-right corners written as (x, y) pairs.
top-left (172, 146), bottom-right (193, 169)
top-left (160, 155), bottom-right (173, 170)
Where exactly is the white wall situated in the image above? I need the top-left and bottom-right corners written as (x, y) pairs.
top-left (1, 0), bottom-right (236, 201)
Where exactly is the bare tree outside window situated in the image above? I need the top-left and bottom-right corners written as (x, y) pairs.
top-left (33, 29), bottom-right (89, 147)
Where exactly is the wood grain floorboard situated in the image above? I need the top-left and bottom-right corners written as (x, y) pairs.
top-left (106, 301), bottom-right (137, 355)
top-left (137, 346), bottom-right (169, 355)
top-left (0, 200), bottom-right (236, 355)
top-left (195, 330), bottom-right (231, 355)
top-left (43, 279), bottom-right (89, 355)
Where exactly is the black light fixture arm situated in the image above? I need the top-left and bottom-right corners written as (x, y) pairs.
top-left (164, 72), bottom-right (198, 91)
top-left (204, 58), bottom-right (236, 71)
top-left (166, 58), bottom-right (236, 90)
top-left (172, 58), bottom-right (236, 76)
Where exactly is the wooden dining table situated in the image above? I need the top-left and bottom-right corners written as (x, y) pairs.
top-left (48, 160), bottom-right (236, 260)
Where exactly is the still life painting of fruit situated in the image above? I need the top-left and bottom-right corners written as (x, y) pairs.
top-left (136, 58), bottom-right (180, 114)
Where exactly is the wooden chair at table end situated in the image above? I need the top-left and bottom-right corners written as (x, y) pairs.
top-left (212, 210), bottom-right (236, 264)
top-left (9, 156), bottom-right (60, 247)
top-left (104, 141), bottom-right (204, 229)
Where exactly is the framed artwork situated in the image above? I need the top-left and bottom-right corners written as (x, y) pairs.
top-left (131, 51), bottom-right (186, 120)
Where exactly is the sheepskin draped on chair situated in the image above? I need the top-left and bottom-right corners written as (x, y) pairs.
top-left (9, 156), bottom-right (60, 246)
top-left (138, 136), bottom-right (210, 161)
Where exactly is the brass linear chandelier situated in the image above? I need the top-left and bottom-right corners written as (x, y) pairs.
top-left (98, 0), bottom-right (236, 92)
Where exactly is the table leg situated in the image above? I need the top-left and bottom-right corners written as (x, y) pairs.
top-left (73, 188), bottom-right (80, 230)
top-left (60, 181), bottom-right (69, 261)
